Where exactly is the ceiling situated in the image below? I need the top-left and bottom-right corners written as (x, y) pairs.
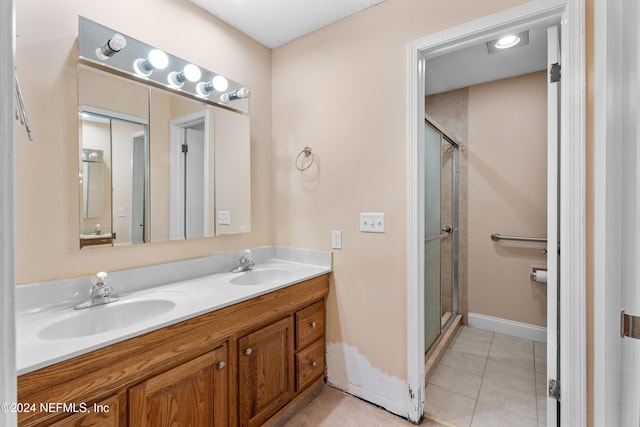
top-left (425, 23), bottom-right (554, 95)
top-left (190, 0), bottom-right (386, 49)
top-left (189, 1), bottom-right (558, 95)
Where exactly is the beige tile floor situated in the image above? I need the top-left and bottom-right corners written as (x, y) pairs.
top-left (277, 326), bottom-right (546, 427)
top-left (426, 326), bottom-right (547, 427)
top-left (277, 385), bottom-right (447, 426)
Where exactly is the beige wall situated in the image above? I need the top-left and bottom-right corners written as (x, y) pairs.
top-left (15, 0), bottom-right (272, 284)
top-left (467, 71), bottom-right (548, 327)
top-left (272, 0), bottom-right (530, 404)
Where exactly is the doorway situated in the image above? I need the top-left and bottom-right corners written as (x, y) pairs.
top-left (169, 110), bottom-right (210, 240)
top-left (406, 0), bottom-right (586, 424)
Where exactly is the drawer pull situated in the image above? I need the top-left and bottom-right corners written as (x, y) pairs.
top-left (217, 361), bottom-right (226, 370)
top-left (311, 361), bottom-right (317, 367)
top-left (310, 321), bottom-right (317, 328)
top-left (244, 348), bottom-right (253, 356)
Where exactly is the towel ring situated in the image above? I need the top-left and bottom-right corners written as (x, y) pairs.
top-left (295, 147), bottom-right (314, 171)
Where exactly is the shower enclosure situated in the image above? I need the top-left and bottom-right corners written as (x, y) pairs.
top-left (424, 118), bottom-right (459, 354)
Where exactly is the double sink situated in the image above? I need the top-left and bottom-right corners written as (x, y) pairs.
top-left (17, 262), bottom-right (323, 374)
top-left (37, 267), bottom-right (293, 341)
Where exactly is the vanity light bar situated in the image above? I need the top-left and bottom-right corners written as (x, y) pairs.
top-left (77, 16), bottom-right (250, 114)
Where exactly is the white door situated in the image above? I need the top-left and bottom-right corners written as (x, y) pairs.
top-left (618, 0), bottom-right (640, 422)
top-left (546, 24), bottom-right (560, 427)
top-left (594, 0), bottom-right (640, 424)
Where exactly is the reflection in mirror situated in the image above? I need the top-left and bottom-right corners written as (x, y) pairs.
top-left (78, 67), bottom-right (149, 249)
top-left (79, 111), bottom-right (148, 248)
top-left (77, 20), bottom-right (252, 248)
top-left (150, 88), bottom-right (251, 239)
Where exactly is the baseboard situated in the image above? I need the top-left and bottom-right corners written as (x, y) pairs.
top-left (467, 313), bottom-right (547, 343)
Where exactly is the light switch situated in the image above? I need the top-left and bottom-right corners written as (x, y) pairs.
top-left (117, 207), bottom-right (126, 217)
top-left (360, 213), bottom-right (385, 233)
top-left (332, 230), bottom-right (342, 249)
top-left (218, 211), bottom-right (231, 225)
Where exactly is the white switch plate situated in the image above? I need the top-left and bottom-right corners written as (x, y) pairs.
top-left (218, 211), bottom-right (231, 225)
top-left (117, 207), bottom-right (126, 217)
top-left (331, 230), bottom-right (342, 249)
top-left (360, 213), bottom-right (385, 233)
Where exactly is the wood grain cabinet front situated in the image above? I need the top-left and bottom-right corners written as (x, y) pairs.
top-left (48, 394), bottom-right (126, 427)
top-left (238, 316), bottom-right (295, 427)
top-left (129, 343), bottom-right (229, 427)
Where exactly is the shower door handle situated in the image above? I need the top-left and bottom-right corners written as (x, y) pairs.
top-left (441, 225), bottom-right (453, 233)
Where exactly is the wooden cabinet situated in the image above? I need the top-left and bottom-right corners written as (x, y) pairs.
top-left (129, 343), bottom-right (228, 427)
top-left (18, 274), bottom-right (329, 427)
top-left (238, 317), bottom-right (294, 427)
top-left (295, 300), bottom-right (326, 392)
top-left (49, 394), bottom-right (125, 427)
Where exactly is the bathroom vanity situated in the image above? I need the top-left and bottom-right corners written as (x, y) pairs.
top-left (16, 248), bottom-right (331, 426)
top-left (18, 274), bottom-right (328, 426)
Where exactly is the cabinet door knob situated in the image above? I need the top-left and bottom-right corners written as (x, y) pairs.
top-left (310, 321), bottom-right (317, 328)
top-left (311, 361), bottom-right (318, 367)
top-left (244, 348), bottom-right (253, 356)
top-left (217, 361), bottom-right (226, 370)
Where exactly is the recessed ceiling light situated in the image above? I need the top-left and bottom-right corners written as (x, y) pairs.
top-left (486, 31), bottom-right (529, 54)
top-left (495, 35), bottom-right (520, 49)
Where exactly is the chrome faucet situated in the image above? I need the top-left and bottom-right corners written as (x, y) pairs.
top-left (74, 271), bottom-right (119, 309)
top-left (231, 249), bottom-right (255, 273)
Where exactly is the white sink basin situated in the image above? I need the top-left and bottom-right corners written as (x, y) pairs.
top-left (230, 268), bottom-right (293, 286)
top-left (38, 298), bottom-right (177, 340)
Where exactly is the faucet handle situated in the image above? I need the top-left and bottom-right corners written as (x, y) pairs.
top-left (91, 271), bottom-right (109, 287)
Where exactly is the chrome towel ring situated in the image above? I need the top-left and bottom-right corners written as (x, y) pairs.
top-left (295, 147), bottom-right (314, 171)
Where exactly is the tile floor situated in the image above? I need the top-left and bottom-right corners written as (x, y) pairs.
top-left (426, 326), bottom-right (547, 427)
top-left (277, 325), bottom-right (546, 427)
top-left (277, 384), bottom-right (447, 426)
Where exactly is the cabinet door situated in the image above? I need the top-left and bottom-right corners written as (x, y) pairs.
top-left (129, 343), bottom-right (229, 427)
top-left (49, 394), bottom-right (125, 427)
top-left (238, 316), bottom-right (294, 427)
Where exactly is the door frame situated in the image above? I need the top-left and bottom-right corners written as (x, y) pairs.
top-left (169, 109), bottom-right (210, 240)
top-left (405, 0), bottom-right (586, 423)
top-left (592, 0), bottom-right (623, 424)
top-left (1, 0), bottom-right (16, 425)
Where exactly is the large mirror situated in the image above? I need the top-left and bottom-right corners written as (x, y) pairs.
top-left (77, 20), bottom-right (251, 249)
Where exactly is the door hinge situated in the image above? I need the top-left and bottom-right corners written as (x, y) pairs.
top-left (550, 63), bottom-right (561, 83)
top-left (548, 379), bottom-right (560, 401)
top-left (181, 143), bottom-right (188, 153)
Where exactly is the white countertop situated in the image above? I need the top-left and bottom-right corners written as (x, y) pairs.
top-left (17, 259), bottom-right (330, 375)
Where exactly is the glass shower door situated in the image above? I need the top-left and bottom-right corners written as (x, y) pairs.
top-left (424, 121), bottom-right (458, 353)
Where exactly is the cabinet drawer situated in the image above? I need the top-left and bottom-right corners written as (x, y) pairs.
top-left (296, 338), bottom-right (325, 391)
top-left (296, 300), bottom-right (324, 349)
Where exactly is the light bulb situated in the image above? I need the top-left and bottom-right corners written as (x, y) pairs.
top-left (196, 75), bottom-right (228, 98)
top-left (183, 64), bottom-right (201, 82)
top-left (495, 35), bottom-right (520, 49)
top-left (133, 49), bottom-right (169, 77)
top-left (148, 49), bottom-right (169, 69)
top-left (220, 87), bottom-right (251, 103)
top-left (95, 33), bottom-right (126, 60)
top-left (168, 64), bottom-right (201, 89)
top-left (212, 75), bottom-right (228, 92)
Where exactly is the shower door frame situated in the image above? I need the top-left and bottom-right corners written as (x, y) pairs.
top-left (424, 117), bottom-right (459, 355)
top-left (405, 0), bottom-right (586, 424)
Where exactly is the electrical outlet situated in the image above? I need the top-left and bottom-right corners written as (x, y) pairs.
top-left (217, 211), bottom-right (231, 225)
top-left (360, 213), bottom-right (385, 233)
top-left (332, 230), bottom-right (342, 249)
